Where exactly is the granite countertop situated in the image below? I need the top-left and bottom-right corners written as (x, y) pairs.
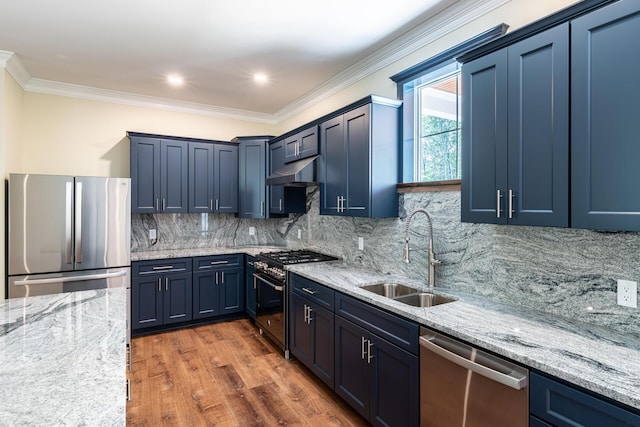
top-left (0, 288), bottom-right (127, 426)
top-left (288, 261), bottom-right (640, 411)
top-left (130, 247), bottom-right (640, 410)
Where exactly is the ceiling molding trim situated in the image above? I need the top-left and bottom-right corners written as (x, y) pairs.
top-left (273, 0), bottom-right (510, 123)
top-left (0, 50), bottom-right (31, 89)
top-left (24, 79), bottom-right (277, 124)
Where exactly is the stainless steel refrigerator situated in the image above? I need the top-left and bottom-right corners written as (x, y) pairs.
top-left (7, 173), bottom-right (131, 299)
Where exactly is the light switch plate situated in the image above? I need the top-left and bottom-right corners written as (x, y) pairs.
top-left (249, 227), bottom-right (255, 236)
top-left (297, 229), bottom-right (302, 239)
top-left (149, 228), bottom-right (156, 240)
top-left (358, 237), bottom-right (364, 251)
top-left (617, 279), bottom-right (638, 308)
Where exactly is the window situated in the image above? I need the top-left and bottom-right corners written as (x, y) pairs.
top-left (391, 24), bottom-right (507, 184)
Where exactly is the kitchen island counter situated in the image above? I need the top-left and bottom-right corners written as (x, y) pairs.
top-left (0, 288), bottom-right (127, 425)
top-left (288, 261), bottom-right (640, 411)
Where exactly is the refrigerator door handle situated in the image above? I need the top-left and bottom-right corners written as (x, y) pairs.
top-left (75, 181), bottom-right (83, 263)
top-left (13, 270), bottom-right (127, 286)
top-left (65, 181), bottom-right (73, 265)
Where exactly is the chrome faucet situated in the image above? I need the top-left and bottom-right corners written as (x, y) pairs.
top-left (403, 209), bottom-right (442, 287)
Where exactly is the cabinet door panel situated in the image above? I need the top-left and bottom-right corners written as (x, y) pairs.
top-left (239, 140), bottom-right (267, 218)
top-left (219, 267), bottom-right (244, 314)
top-left (320, 116), bottom-right (345, 214)
top-left (214, 144), bottom-right (238, 213)
top-left (344, 105), bottom-right (370, 216)
top-left (193, 271), bottom-right (218, 319)
top-left (461, 49), bottom-right (508, 224)
top-left (572, 1), bottom-right (640, 230)
top-left (163, 272), bottom-right (192, 324)
top-left (371, 337), bottom-right (419, 427)
top-left (334, 316), bottom-right (370, 420)
top-left (189, 142), bottom-right (214, 213)
top-left (160, 140), bottom-right (188, 213)
top-left (269, 141), bottom-right (285, 214)
top-left (284, 134), bottom-right (300, 162)
top-left (310, 304), bottom-right (334, 389)
top-left (289, 292), bottom-right (312, 365)
top-left (298, 127), bottom-right (319, 159)
top-left (132, 276), bottom-right (163, 329)
top-left (130, 137), bottom-right (160, 213)
top-left (508, 24), bottom-right (569, 227)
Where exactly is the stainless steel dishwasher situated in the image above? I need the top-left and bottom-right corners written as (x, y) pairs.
top-left (420, 327), bottom-right (529, 427)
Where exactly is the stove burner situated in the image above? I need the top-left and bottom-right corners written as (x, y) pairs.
top-left (259, 250), bottom-right (338, 265)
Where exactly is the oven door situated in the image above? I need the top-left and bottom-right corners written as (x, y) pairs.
top-left (254, 272), bottom-right (285, 351)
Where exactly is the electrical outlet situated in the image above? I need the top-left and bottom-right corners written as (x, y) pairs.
top-left (297, 229), bottom-right (302, 239)
top-left (249, 227), bottom-right (255, 236)
top-left (358, 237), bottom-right (364, 251)
top-left (617, 279), bottom-right (638, 308)
top-left (149, 228), bottom-right (156, 240)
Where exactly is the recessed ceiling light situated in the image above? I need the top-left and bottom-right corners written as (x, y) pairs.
top-left (167, 74), bottom-right (184, 86)
top-left (254, 73), bottom-right (269, 84)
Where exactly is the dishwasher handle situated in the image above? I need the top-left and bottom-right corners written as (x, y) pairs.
top-left (419, 334), bottom-right (528, 390)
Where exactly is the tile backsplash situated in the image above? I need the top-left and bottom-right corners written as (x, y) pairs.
top-left (132, 187), bottom-right (640, 335)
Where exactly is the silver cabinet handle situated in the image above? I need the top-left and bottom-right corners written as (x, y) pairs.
top-left (303, 305), bottom-right (308, 323)
top-left (261, 201), bottom-right (265, 216)
top-left (307, 306), bottom-right (313, 323)
top-left (215, 272), bottom-right (218, 285)
top-left (65, 181), bottom-right (73, 265)
top-left (152, 265), bottom-right (174, 270)
top-left (215, 199), bottom-right (219, 211)
top-left (361, 336), bottom-right (367, 360)
top-left (508, 189), bottom-right (514, 219)
top-left (419, 334), bottom-right (528, 390)
top-left (367, 340), bottom-right (373, 364)
top-left (75, 181), bottom-right (83, 263)
top-left (496, 190), bottom-right (503, 218)
top-left (156, 198), bottom-right (159, 211)
top-left (337, 196), bottom-right (341, 212)
top-left (302, 287), bottom-right (317, 295)
top-left (157, 278), bottom-right (161, 292)
top-left (165, 277), bottom-right (168, 291)
top-left (279, 199), bottom-right (283, 211)
top-left (221, 271), bottom-right (225, 284)
top-left (162, 198), bottom-right (166, 211)
top-left (209, 260), bottom-right (229, 265)
top-left (210, 199), bottom-right (213, 211)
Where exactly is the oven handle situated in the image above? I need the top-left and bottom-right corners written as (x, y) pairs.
top-left (253, 273), bottom-right (284, 292)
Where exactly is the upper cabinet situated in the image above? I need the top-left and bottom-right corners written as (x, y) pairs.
top-left (461, 24), bottom-right (569, 227)
top-left (319, 97), bottom-right (401, 218)
top-left (268, 139), bottom-right (306, 215)
top-left (284, 126), bottom-right (319, 163)
top-left (571, 0), bottom-right (640, 231)
top-left (130, 135), bottom-right (188, 214)
top-left (129, 132), bottom-right (238, 215)
top-left (237, 137), bottom-right (270, 219)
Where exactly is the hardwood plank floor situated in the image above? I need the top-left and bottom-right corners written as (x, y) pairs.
top-left (127, 319), bottom-right (369, 426)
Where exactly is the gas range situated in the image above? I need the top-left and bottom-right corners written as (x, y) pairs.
top-left (254, 250), bottom-right (338, 283)
top-left (253, 249), bottom-right (338, 359)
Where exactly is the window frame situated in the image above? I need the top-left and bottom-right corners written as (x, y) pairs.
top-left (391, 24), bottom-right (508, 185)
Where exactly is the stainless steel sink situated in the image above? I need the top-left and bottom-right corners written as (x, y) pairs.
top-left (360, 283), bottom-right (420, 298)
top-left (360, 283), bottom-right (456, 307)
top-left (393, 292), bottom-right (456, 307)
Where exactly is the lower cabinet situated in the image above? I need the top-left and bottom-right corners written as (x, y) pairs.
top-left (530, 371), bottom-right (640, 427)
top-left (193, 255), bottom-right (244, 319)
top-left (132, 258), bottom-right (193, 330)
top-left (245, 256), bottom-right (257, 319)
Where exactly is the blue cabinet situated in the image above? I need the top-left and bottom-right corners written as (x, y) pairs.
top-left (269, 140), bottom-right (286, 214)
top-left (245, 256), bottom-right (256, 319)
top-left (132, 258), bottom-right (193, 330)
top-left (284, 126), bottom-right (318, 163)
top-left (289, 274), bottom-right (335, 389)
top-left (188, 142), bottom-right (238, 213)
top-left (238, 138), bottom-right (269, 218)
top-left (319, 98), bottom-right (401, 218)
top-left (571, 0), bottom-right (640, 231)
top-left (193, 254), bottom-right (244, 319)
top-left (334, 293), bottom-right (419, 427)
top-left (461, 24), bottom-right (569, 226)
top-left (130, 135), bottom-right (188, 214)
top-left (530, 371), bottom-right (640, 427)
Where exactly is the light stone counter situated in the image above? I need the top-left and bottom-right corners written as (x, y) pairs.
top-left (288, 261), bottom-right (640, 411)
top-left (130, 245), bottom-right (286, 261)
top-left (0, 288), bottom-right (127, 426)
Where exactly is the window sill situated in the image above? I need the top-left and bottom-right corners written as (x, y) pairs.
top-left (397, 179), bottom-right (461, 193)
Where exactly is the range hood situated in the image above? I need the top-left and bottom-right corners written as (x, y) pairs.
top-left (266, 155), bottom-right (318, 186)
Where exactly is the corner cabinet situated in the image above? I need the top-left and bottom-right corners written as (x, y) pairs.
top-left (571, 0), bottom-right (640, 231)
top-left (461, 24), bottom-right (569, 227)
top-left (130, 135), bottom-right (189, 214)
top-left (319, 97), bottom-right (401, 218)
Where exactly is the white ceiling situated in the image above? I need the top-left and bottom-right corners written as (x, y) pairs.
top-left (0, 0), bottom-right (494, 121)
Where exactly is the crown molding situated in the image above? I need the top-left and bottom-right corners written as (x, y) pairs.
top-left (273, 0), bottom-right (510, 122)
top-left (2, 0), bottom-right (509, 125)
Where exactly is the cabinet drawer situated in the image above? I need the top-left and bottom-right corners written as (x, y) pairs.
top-left (530, 372), bottom-right (640, 426)
top-left (335, 292), bottom-right (419, 355)
top-left (290, 274), bottom-right (334, 311)
top-left (193, 254), bottom-right (243, 270)
top-left (133, 258), bottom-right (192, 276)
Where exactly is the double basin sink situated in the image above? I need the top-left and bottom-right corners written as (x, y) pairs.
top-left (360, 282), bottom-right (456, 308)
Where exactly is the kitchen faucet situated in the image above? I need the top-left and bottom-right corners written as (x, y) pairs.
top-left (403, 209), bottom-right (442, 287)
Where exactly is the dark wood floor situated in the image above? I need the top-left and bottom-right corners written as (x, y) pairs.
top-left (127, 319), bottom-right (369, 426)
